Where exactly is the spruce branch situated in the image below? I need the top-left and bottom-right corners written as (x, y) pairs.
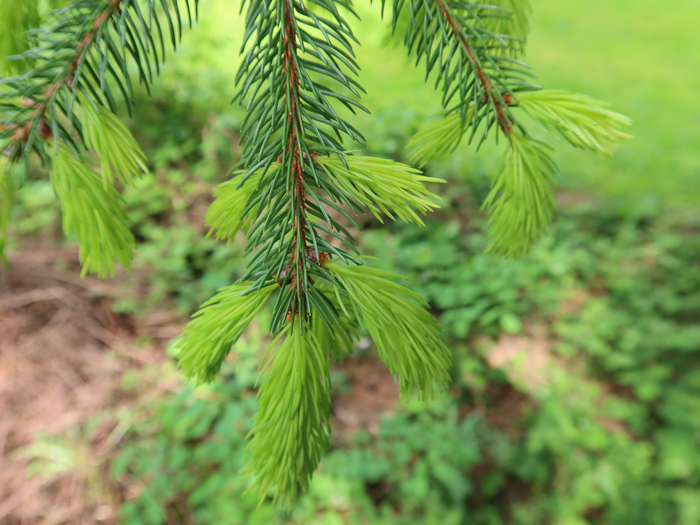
top-left (280, 0), bottom-right (311, 322)
top-left (0, 0), bottom-right (197, 273)
top-left (2, 0), bottom-right (128, 162)
top-left (0, 0), bottom-right (634, 506)
top-left (327, 261), bottom-right (452, 400)
top-left (177, 283), bottom-right (277, 385)
top-left (51, 143), bottom-right (136, 277)
top-left (1, 0), bottom-right (198, 163)
top-left (244, 321), bottom-right (333, 507)
top-left (395, 0), bottom-right (532, 144)
top-left (517, 90), bottom-right (633, 156)
top-left (433, 0), bottom-right (516, 134)
top-left (400, 2), bottom-right (631, 256)
top-left (232, 0), bottom-right (371, 327)
top-left (184, 0), bottom-right (458, 501)
top-left (482, 130), bottom-right (556, 257)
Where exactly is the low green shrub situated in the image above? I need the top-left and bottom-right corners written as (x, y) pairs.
top-left (108, 196), bottom-right (700, 524)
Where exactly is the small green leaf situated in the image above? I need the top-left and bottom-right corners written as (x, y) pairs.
top-left (499, 312), bottom-right (522, 334)
top-left (205, 167), bottom-right (271, 240)
top-left (80, 95), bottom-right (149, 188)
top-left (406, 108), bottom-right (474, 167)
top-left (244, 320), bottom-right (332, 507)
top-left (483, 131), bottom-right (557, 257)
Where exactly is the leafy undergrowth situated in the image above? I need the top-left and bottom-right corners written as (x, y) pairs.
top-left (72, 197), bottom-right (699, 525)
top-left (5, 84), bottom-right (700, 524)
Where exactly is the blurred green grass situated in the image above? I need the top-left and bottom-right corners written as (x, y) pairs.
top-left (158, 0), bottom-right (700, 205)
top-left (528, 0), bottom-right (700, 205)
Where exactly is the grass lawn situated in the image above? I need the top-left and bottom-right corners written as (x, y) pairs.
top-left (528, 0), bottom-right (700, 206)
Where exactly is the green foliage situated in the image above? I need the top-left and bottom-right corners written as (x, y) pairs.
top-left (517, 90), bottom-right (633, 156)
top-left (393, 0), bottom-right (529, 134)
top-left (113, 376), bottom-right (268, 525)
top-left (11, 187), bottom-right (692, 524)
top-left (316, 154), bottom-right (444, 225)
top-left (406, 110), bottom-right (470, 167)
top-left (0, 0), bottom-right (199, 270)
top-left (1, 0), bottom-right (632, 503)
top-left (245, 322), bottom-right (333, 506)
top-left (80, 96), bottom-right (149, 187)
top-left (178, 283), bottom-right (276, 385)
top-left (206, 168), bottom-right (266, 240)
top-left (0, 0), bottom-right (39, 74)
top-left (0, 0), bottom-right (198, 160)
top-left (361, 199), bottom-right (700, 525)
top-left (231, 0), bottom-right (371, 322)
top-left (395, 0), bottom-right (632, 257)
top-left (482, 131), bottom-right (556, 257)
top-left (5, 1), bottom-right (697, 521)
top-left (0, 97), bottom-right (147, 275)
top-left (327, 262), bottom-right (451, 400)
top-left (51, 144), bottom-right (135, 277)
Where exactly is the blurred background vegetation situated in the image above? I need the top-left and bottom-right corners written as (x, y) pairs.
top-left (2, 0), bottom-right (700, 524)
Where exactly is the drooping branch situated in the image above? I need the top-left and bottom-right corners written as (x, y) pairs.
top-left (434, 0), bottom-right (515, 134)
top-left (3, 0), bottom-right (124, 159)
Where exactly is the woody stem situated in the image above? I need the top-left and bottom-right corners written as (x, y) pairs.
top-left (7, 0), bottom-right (123, 157)
top-left (434, 0), bottom-right (513, 133)
top-left (282, 0), bottom-right (308, 316)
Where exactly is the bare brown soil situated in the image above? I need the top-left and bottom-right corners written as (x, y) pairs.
top-left (332, 355), bottom-right (400, 436)
top-left (0, 249), bottom-right (412, 524)
top-left (0, 249), bottom-right (181, 525)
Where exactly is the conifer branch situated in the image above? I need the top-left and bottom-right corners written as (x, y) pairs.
top-left (282, 0), bottom-right (311, 321)
top-left (2, 0), bottom-right (126, 161)
top-left (433, 0), bottom-right (515, 135)
top-left (1, 0), bottom-right (197, 271)
top-left (400, 1), bottom-right (631, 256)
top-left (177, 0), bottom-right (456, 502)
top-left (1, 0), bottom-right (634, 505)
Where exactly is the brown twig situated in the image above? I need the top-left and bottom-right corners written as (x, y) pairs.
top-left (434, 0), bottom-right (514, 133)
top-left (4, 0), bottom-right (124, 160)
top-left (282, 0), bottom-right (314, 319)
